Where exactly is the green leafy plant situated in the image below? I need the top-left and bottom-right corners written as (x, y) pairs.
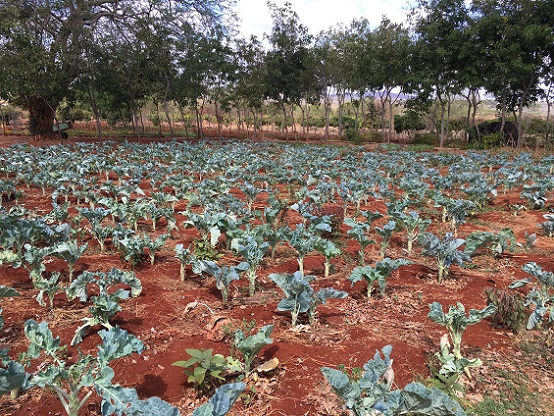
top-left (236, 235), bottom-right (269, 296)
top-left (53, 241), bottom-right (87, 282)
top-left (321, 345), bottom-right (466, 416)
top-left (428, 302), bottom-right (496, 362)
top-left (199, 260), bottom-right (249, 305)
top-left (174, 243), bottom-right (201, 281)
top-left (192, 382), bottom-right (245, 416)
top-left (143, 233), bottom-right (170, 265)
top-left (509, 262), bottom-right (554, 330)
top-left (33, 272), bottom-right (60, 311)
top-left (172, 349), bottom-right (240, 393)
top-left (348, 258), bottom-right (412, 298)
top-left (269, 271), bottom-right (347, 327)
top-left (375, 220), bottom-right (396, 259)
top-left (464, 228), bottom-right (516, 257)
top-left (286, 223), bottom-right (319, 276)
top-left (66, 268), bottom-right (142, 345)
top-left (344, 217), bottom-right (373, 266)
top-left (420, 232), bottom-right (471, 283)
top-left (315, 238), bottom-right (341, 278)
top-left (233, 324), bottom-right (274, 377)
top-left (539, 213), bottom-right (554, 237)
top-left (19, 320), bottom-right (179, 416)
top-left (390, 210), bottom-right (431, 255)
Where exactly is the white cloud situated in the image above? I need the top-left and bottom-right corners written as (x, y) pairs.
top-left (234, 0), bottom-right (413, 41)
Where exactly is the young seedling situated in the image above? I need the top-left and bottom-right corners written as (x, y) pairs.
top-left (375, 220), bottom-right (396, 259)
top-left (269, 271), bottom-right (347, 327)
top-left (344, 218), bottom-right (373, 266)
top-left (321, 345), bottom-right (466, 416)
top-left (174, 243), bottom-right (201, 281)
top-left (237, 235), bottom-right (269, 296)
top-left (199, 260), bottom-right (249, 305)
top-left (349, 258), bottom-right (412, 298)
top-left (420, 232), bottom-right (471, 283)
top-left (510, 262), bottom-right (554, 330)
top-left (233, 324), bottom-right (274, 377)
top-left (315, 238), bottom-right (341, 278)
top-left (390, 210), bottom-right (430, 255)
top-left (66, 268), bottom-right (142, 345)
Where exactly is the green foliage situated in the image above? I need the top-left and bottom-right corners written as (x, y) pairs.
top-left (236, 235), bottom-right (269, 297)
top-left (464, 228), bottom-right (516, 257)
top-left (198, 260), bottom-right (249, 304)
top-left (233, 324), bottom-right (274, 377)
top-left (348, 258), bottom-right (412, 298)
top-left (428, 302), bottom-right (496, 361)
top-left (539, 213), bottom-right (554, 237)
top-left (193, 238), bottom-right (221, 261)
top-left (420, 233), bottom-right (471, 283)
top-left (192, 382), bottom-right (245, 416)
top-left (321, 345), bottom-right (466, 416)
top-left (172, 349), bottom-right (239, 393)
top-left (20, 320), bottom-right (178, 416)
top-left (269, 271), bottom-right (347, 327)
top-left (509, 262), bottom-right (554, 330)
top-left (66, 268), bottom-right (142, 345)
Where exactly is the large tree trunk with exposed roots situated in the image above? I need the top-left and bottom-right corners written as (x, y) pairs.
top-left (27, 97), bottom-right (56, 139)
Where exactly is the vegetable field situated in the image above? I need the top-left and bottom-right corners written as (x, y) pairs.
top-left (0, 138), bottom-right (553, 415)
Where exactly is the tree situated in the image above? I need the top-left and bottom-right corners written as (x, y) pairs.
top-left (472, 0), bottom-right (554, 147)
top-left (264, 1), bottom-right (313, 140)
top-left (409, 0), bottom-right (470, 147)
top-left (0, 0), bottom-right (235, 138)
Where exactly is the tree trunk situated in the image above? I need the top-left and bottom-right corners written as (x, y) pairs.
top-left (546, 86), bottom-right (552, 149)
top-left (338, 91), bottom-right (345, 139)
top-left (163, 99), bottom-right (174, 136)
top-left (28, 96), bottom-right (56, 138)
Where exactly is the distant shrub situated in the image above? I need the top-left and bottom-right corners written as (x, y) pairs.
top-left (412, 132), bottom-right (438, 146)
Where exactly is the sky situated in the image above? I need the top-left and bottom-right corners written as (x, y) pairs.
top-left (233, 0), bottom-right (413, 40)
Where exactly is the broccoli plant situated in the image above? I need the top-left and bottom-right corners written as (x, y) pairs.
top-left (390, 210), bottom-right (431, 255)
top-left (428, 302), bottom-right (496, 389)
top-left (236, 235), bottom-right (269, 296)
top-left (315, 238), bottom-right (341, 278)
top-left (321, 345), bottom-right (466, 416)
top-left (420, 232), bottom-right (471, 283)
top-left (464, 228), bottom-right (516, 257)
top-left (20, 320), bottom-right (179, 416)
top-left (233, 324), bottom-right (274, 377)
top-left (375, 220), bottom-right (396, 259)
top-left (428, 302), bottom-right (496, 362)
top-left (23, 243), bottom-right (54, 281)
top-left (509, 262), bottom-right (554, 330)
top-left (199, 260), bottom-right (249, 305)
top-left (434, 198), bottom-right (476, 236)
top-left (33, 272), bottom-right (60, 311)
top-left (174, 243), bottom-right (205, 281)
top-left (66, 268), bottom-right (142, 345)
top-left (539, 214), bottom-right (554, 237)
top-left (192, 382), bottom-right (245, 416)
top-left (142, 233), bottom-right (170, 265)
top-left (349, 258), bottom-right (412, 298)
top-left (344, 218), bottom-right (374, 266)
top-left (53, 241), bottom-right (87, 282)
top-left (269, 271), bottom-right (347, 327)
top-left (286, 224), bottom-right (319, 276)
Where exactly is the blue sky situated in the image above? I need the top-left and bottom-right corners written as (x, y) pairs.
top-left (233, 0), bottom-right (412, 40)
